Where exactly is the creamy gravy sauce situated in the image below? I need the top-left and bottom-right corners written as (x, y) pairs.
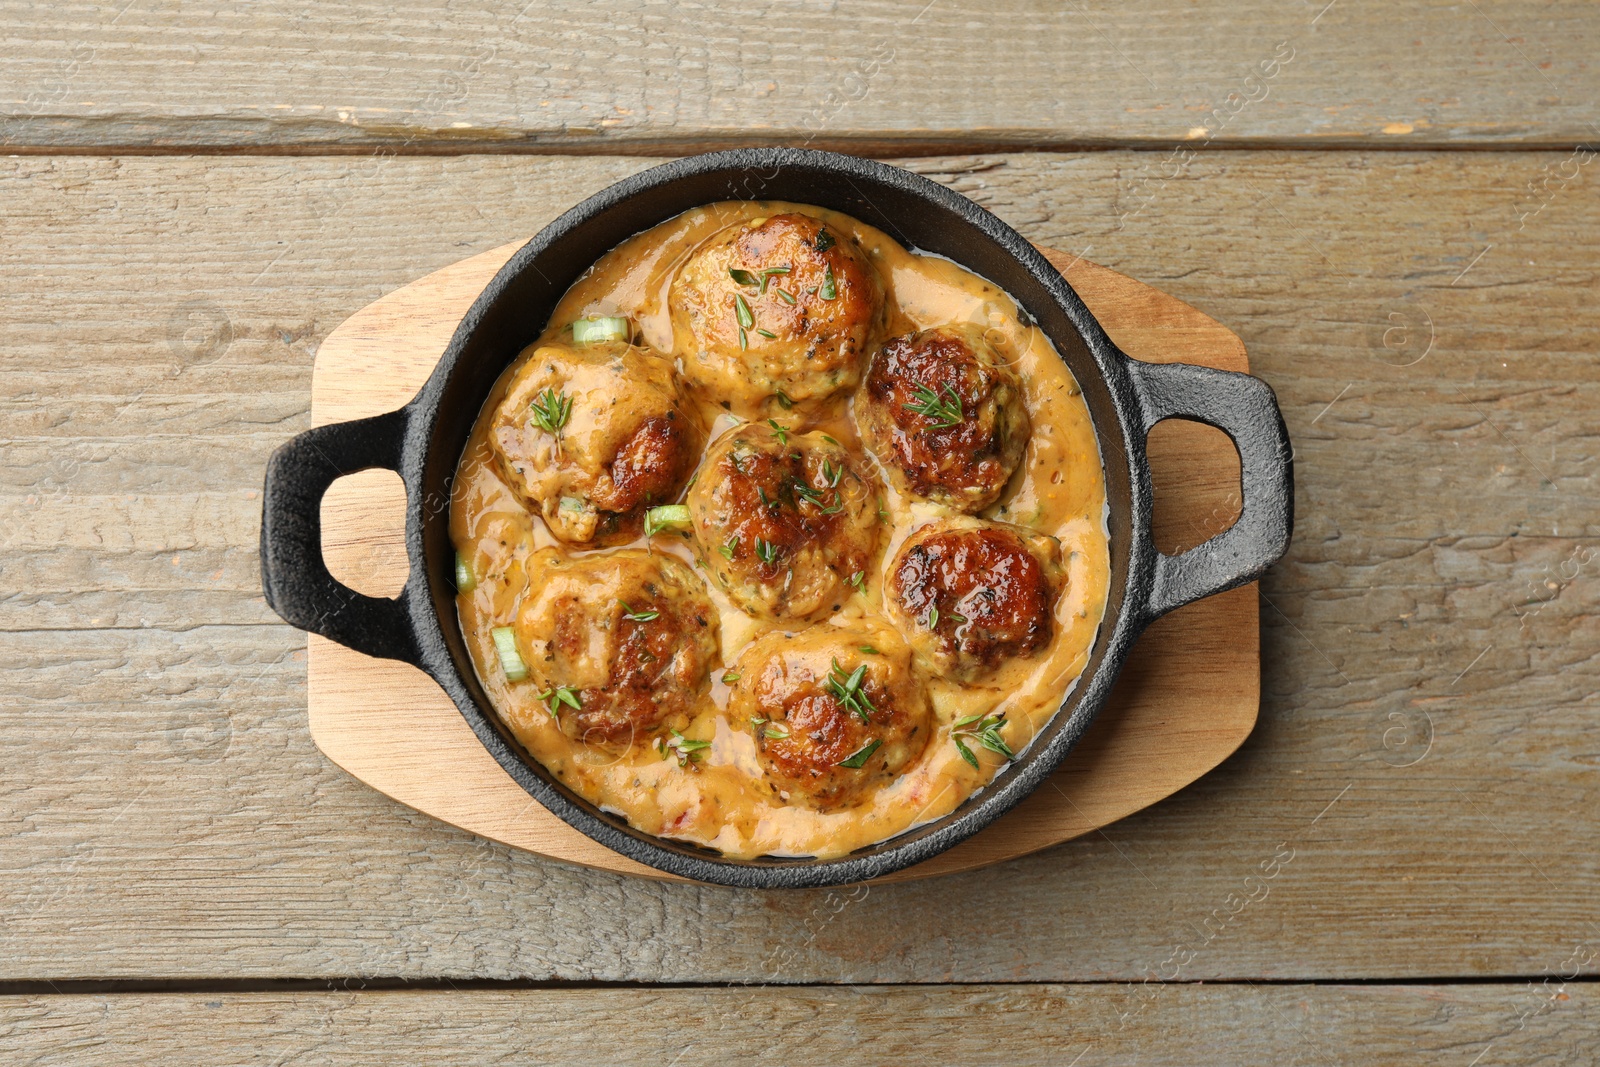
top-left (450, 201), bottom-right (1109, 860)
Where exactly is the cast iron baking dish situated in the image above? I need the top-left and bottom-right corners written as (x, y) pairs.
top-left (260, 149), bottom-right (1293, 888)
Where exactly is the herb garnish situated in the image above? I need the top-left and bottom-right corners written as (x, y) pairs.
top-left (766, 418), bottom-right (789, 444)
top-left (619, 601), bottom-right (659, 623)
top-left (819, 264), bottom-right (838, 301)
top-left (859, 646), bottom-right (880, 655)
top-left (756, 328), bottom-right (777, 339)
top-left (927, 606), bottom-right (940, 629)
top-left (657, 729), bottom-right (711, 767)
top-left (903, 383), bottom-right (964, 429)
top-left (534, 685), bottom-right (582, 719)
top-left (775, 389), bottom-right (794, 409)
top-left (951, 712), bottom-right (1015, 769)
top-left (826, 658), bottom-right (876, 723)
top-left (728, 268), bottom-right (760, 287)
top-left (722, 669), bottom-right (741, 684)
top-left (821, 459), bottom-right (842, 487)
top-left (847, 571), bottom-right (865, 590)
top-left (836, 738), bottom-right (881, 769)
top-left (814, 228), bottom-right (836, 252)
top-left (719, 536), bottom-right (738, 560)
top-left (755, 537), bottom-right (780, 566)
top-left (750, 717), bottom-right (790, 741)
top-left (774, 287), bottom-right (797, 305)
top-left (529, 387), bottom-right (573, 436)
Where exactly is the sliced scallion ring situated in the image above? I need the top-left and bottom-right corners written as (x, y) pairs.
top-left (643, 504), bottom-right (692, 537)
top-left (454, 551), bottom-right (477, 594)
top-left (490, 626), bottom-right (528, 682)
top-left (571, 315), bottom-right (630, 345)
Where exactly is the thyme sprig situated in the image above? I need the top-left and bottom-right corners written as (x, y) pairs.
top-left (903, 383), bottom-right (964, 429)
top-left (826, 658), bottom-right (876, 723)
top-left (534, 685), bottom-right (582, 719)
top-left (951, 712), bottom-right (1014, 769)
top-left (529, 387), bottom-right (574, 436)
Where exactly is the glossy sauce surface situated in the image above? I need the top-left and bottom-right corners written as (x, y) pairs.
top-left (450, 201), bottom-right (1109, 859)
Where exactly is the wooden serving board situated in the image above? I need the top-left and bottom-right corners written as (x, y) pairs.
top-left (308, 240), bottom-right (1256, 884)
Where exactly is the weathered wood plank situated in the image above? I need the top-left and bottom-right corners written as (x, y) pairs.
top-left (3, 1), bottom-right (1598, 150)
top-left (2, 985), bottom-right (1596, 1065)
top-left (1, 152), bottom-right (1598, 983)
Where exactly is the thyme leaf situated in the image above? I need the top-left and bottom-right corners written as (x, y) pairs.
top-left (836, 738), bottom-right (881, 769)
top-left (618, 601), bottom-right (660, 623)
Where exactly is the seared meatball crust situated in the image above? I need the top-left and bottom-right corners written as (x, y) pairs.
top-left (887, 518), bottom-right (1064, 680)
top-left (513, 549), bottom-right (719, 747)
top-left (729, 624), bottom-right (931, 809)
top-left (670, 212), bottom-right (886, 412)
top-left (491, 340), bottom-right (703, 546)
top-left (688, 422), bottom-right (880, 622)
top-left (857, 323), bottom-right (1030, 512)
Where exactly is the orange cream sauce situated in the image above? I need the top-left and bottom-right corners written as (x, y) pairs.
top-left (449, 201), bottom-right (1109, 859)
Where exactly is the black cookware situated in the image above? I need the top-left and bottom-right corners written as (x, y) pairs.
top-left (261, 149), bottom-right (1293, 888)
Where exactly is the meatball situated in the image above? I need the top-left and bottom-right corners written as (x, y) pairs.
top-left (856, 323), bottom-right (1030, 512)
top-left (670, 212), bottom-right (885, 411)
top-left (729, 624), bottom-right (931, 809)
top-left (886, 519), bottom-right (1064, 680)
top-left (688, 422), bottom-right (880, 621)
top-left (490, 339), bottom-right (702, 545)
top-left (512, 548), bottom-right (719, 747)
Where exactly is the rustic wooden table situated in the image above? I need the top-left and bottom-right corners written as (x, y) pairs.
top-left (3, 2), bottom-right (1597, 1062)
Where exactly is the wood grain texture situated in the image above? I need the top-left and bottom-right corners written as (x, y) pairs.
top-left (3, 1), bottom-right (1598, 151)
top-left (2, 985), bottom-right (1596, 1066)
top-left (1, 152), bottom-right (1598, 984)
top-left (306, 242), bottom-right (1256, 883)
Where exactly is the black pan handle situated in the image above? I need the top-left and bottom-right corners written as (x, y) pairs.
top-left (260, 407), bottom-right (422, 665)
top-left (1126, 358), bottom-right (1293, 622)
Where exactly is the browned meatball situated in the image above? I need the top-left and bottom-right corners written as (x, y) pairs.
top-left (491, 339), bottom-right (702, 545)
top-left (886, 519), bottom-right (1064, 680)
top-left (670, 212), bottom-right (885, 412)
top-left (856, 324), bottom-right (1030, 512)
top-left (729, 624), bottom-right (930, 809)
top-left (688, 422), bottom-right (879, 621)
top-left (513, 549), bottom-right (719, 747)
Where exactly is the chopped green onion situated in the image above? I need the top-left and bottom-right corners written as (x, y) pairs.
top-left (454, 552), bottom-right (476, 594)
top-left (643, 504), bottom-right (692, 537)
top-left (571, 315), bottom-right (629, 344)
top-left (491, 626), bottom-right (527, 683)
